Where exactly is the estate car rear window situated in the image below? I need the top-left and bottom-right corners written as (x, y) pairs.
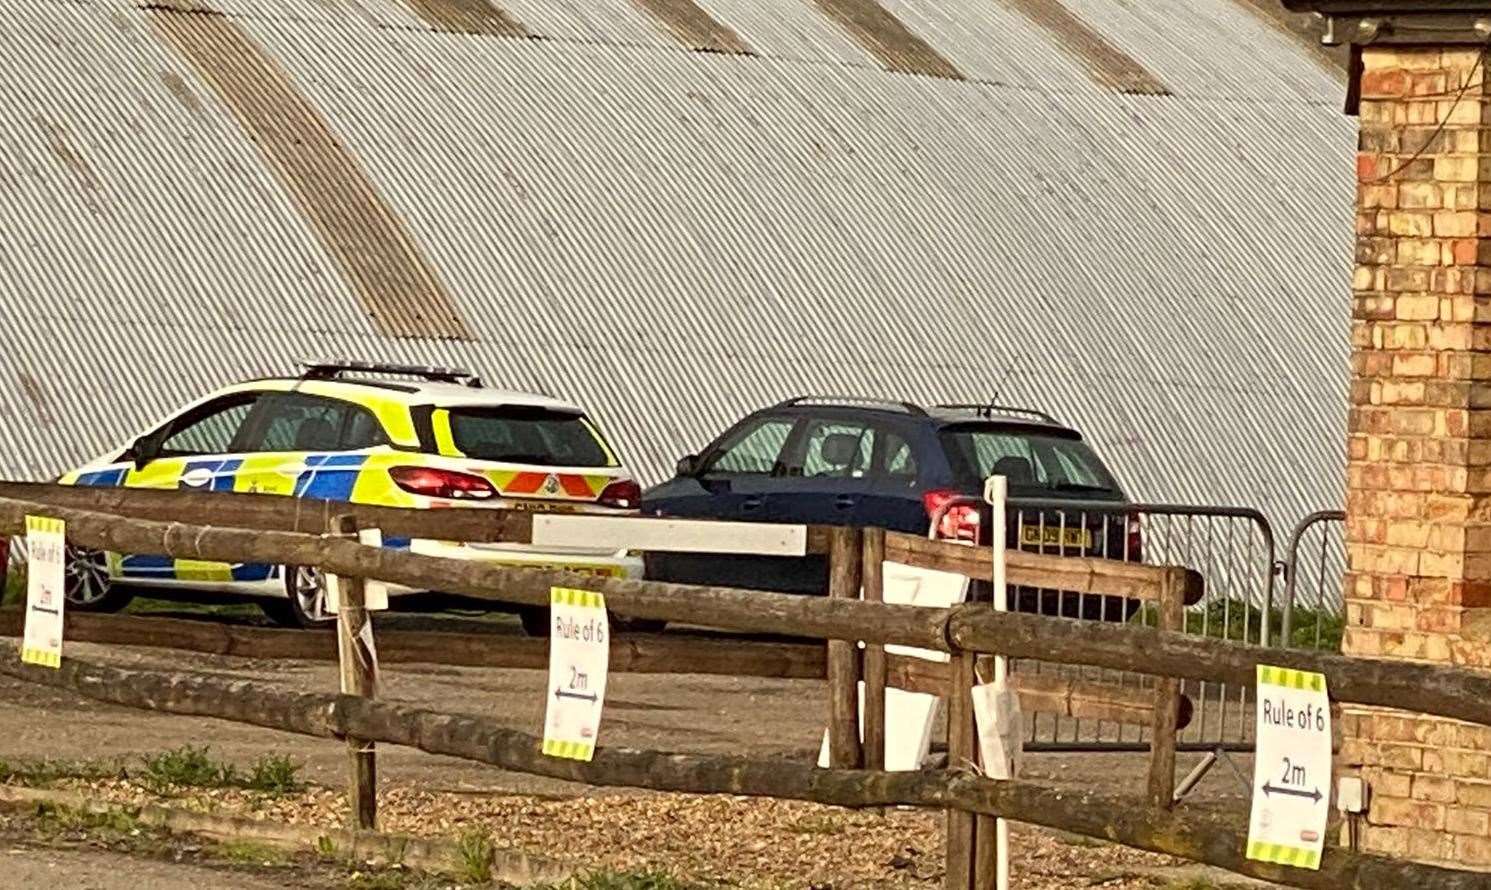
top-left (444, 406), bottom-right (614, 467)
top-left (940, 425), bottom-right (1120, 496)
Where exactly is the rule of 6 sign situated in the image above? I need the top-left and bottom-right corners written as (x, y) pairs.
top-left (1247, 664), bottom-right (1332, 871)
top-left (21, 515), bottom-right (66, 669)
top-left (543, 587), bottom-right (610, 762)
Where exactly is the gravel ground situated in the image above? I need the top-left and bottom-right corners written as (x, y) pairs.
top-left (0, 623), bottom-right (1272, 889)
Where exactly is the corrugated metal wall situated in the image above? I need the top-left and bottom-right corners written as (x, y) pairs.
top-left (0, 0), bottom-right (1354, 536)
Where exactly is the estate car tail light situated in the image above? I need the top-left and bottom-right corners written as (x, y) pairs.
top-left (598, 479), bottom-right (642, 510)
top-left (389, 466), bottom-right (496, 500)
top-left (1126, 515), bottom-right (1143, 562)
top-left (923, 489), bottom-right (981, 543)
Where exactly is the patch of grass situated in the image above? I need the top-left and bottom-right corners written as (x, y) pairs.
top-left (317, 834), bottom-right (340, 858)
top-left (2, 566), bottom-right (22, 607)
top-left (344, 873), bottom-right (412, 890)
top-left (343, 869), bottom-right (447, 890)
top-left (141, 745), bottom-right (237, 792)
top-left (543, 871), bottom-right (705, 890)
top-left (1132, 600), bottom-right (1343, 652)
top-left (245, 753), bottom-right (303, 794)
top-left (127, 596), bottom-right (264, 621)
top-left (216, 839), bottom-right (289, 866)
top-left (0, 756), bottom-right (126, 786)
top-left (454, 827), bottom-right (495, 884)
top-left (33, 801), bottom-right (143, 837)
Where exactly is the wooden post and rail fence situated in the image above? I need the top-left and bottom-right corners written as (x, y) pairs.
top-left (0, 484), bottom-right (1488, 888)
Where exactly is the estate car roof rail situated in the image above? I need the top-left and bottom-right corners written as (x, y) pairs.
top-left (298, 359), bottom-right (484, 388)
top-left (775, 395), bottom-right (928, 416)
top-left (935, 403), bottom-right (1061, 424)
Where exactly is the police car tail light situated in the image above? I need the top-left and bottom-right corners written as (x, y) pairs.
top-left (597, 479), bottom-right (641, 509)
top-left (389, 466), bottom-right (496, 500)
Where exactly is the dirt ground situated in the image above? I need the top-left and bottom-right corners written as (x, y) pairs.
top-left (0, 613), bottom-right (1269, 889)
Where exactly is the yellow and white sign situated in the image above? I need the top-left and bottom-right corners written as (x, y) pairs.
top-left (1247, 664), bottom-right (1331, 871)
top-left (542, 587), bottom-right (609, 762)
top-left (22, 516), bottom-right (66, 668)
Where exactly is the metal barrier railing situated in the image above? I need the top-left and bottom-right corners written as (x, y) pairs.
top-left (1280, 510), bottom-right (1346, 652)
top-left (925, 495), bottom-right (1347, 757)
top-left (995, 500), bottom-right (1278, 752)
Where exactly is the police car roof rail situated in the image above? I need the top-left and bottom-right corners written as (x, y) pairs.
top-left (299, 360), bottom-right (484, 387)
top-left (935, 403), bottom-right (1061, 424)
top-left (775, 395), bottom-right (928, 415)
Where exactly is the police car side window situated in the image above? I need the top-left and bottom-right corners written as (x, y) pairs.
top-left (243, 394), bottom-right (350, 453)
top-left (341, 409), bottom-right (388, 450)
top-left (160, 397), bottom-right (257, 457)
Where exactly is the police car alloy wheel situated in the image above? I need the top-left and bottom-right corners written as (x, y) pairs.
top-left (290, 565), bottom-right (335, 625)
top-left (261, 565), bottom-right (336, 628)
top-left (64, 546), bottom-right (133, 613)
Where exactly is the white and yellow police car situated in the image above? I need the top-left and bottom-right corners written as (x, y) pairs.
top-left (59, 361), bottom-right (644, 632)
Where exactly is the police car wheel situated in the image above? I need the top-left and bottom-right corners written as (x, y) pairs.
top-left (64, 547), bottom-right (133, 613)
top-left (262, 565), bottom-right (336, 628)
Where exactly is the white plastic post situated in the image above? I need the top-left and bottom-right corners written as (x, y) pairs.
top-left (983, 475), bottom-right (1011, 890)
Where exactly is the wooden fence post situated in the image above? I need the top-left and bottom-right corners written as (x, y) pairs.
top-left (862, 528), bottom-right (886, 773)
top-left (331, 514), bottom-right (377, 830)
top-left (826, 526), bottom-right (864, 769)
top-left (945, 651), bottom-right (977, 890)
top-left (1147, 570), bottom-right (1184, 810)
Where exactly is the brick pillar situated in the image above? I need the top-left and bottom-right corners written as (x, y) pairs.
top-left (1346, 46), bottom-right (1491, 866)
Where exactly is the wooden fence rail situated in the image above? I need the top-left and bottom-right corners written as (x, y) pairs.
top-left (0, 610), bottom-right (1190, 730)
top-left (2, 493), bottom-right (1487, 731)
top-left (2, 644), bottom-right (1485, 890)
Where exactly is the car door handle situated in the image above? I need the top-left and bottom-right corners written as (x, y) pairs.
top-left (835, 495), bottom-right (856, 510)
top-left (742, 496), bottom-right (764, 511)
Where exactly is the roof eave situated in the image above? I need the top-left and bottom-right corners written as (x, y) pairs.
top-left (1279, 2), bottom-right (1491, 44)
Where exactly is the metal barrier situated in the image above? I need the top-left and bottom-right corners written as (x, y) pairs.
top-left (1280, 510), bottom-right (1347, 653)
top-left (1002, 500), bottom-right (1278, 752)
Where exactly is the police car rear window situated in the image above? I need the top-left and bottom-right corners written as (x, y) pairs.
top-left (444, 407), bottom-right (613, 468)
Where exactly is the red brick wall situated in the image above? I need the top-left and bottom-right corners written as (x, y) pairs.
top-left (1346, 45), bottom-right (1491, 865)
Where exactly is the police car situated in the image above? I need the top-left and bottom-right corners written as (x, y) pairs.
top-left (59, 361), bottom-right (644, 632)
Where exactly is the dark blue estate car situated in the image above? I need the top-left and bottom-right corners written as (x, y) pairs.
top-left (642, 397), bottom-right (1141, 618)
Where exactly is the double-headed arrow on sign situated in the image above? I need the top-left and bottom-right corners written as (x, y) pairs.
top-left (1262, 782), bottom-right (1323, 803)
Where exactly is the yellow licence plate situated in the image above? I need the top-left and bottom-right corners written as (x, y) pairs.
top-left (1020, 526), bottom-right (1092, 550)
top-left (506, 501), bottom-right (584, 513)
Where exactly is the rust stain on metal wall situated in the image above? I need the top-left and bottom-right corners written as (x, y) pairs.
top-left (35, 116), bottom-right (103, 212)
top-left (998, 0), bottom-right (1169, 95)
top-left (159, 71), bottom-right (205, 115)
top-left (18, 374), bottom-right (54, 427)
top-left (630, 0), bottom-right (750, 54)
top-left (400, 0), bottom-right (530, 38)
top-left (1232, 0), bottom-right (1347, 71)
top-left (149, 8), bottom-right (472, 340)
top-left (811, 0), bottom-right (963, 80)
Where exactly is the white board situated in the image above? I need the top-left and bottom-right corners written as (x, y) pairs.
top-left (532, 514), bottom-right (807, 556)
top-left (818, 561), bottom-right (970, 770)
top-left (542, 587), bottom-right (610, 762)
top-left (22, 515), bottom-right (65, 668)
top-left (1247, 664), bottom-right (1332, 871)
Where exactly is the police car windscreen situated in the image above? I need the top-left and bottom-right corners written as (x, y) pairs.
top-left (447, 407), bottom-right (613, 467)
